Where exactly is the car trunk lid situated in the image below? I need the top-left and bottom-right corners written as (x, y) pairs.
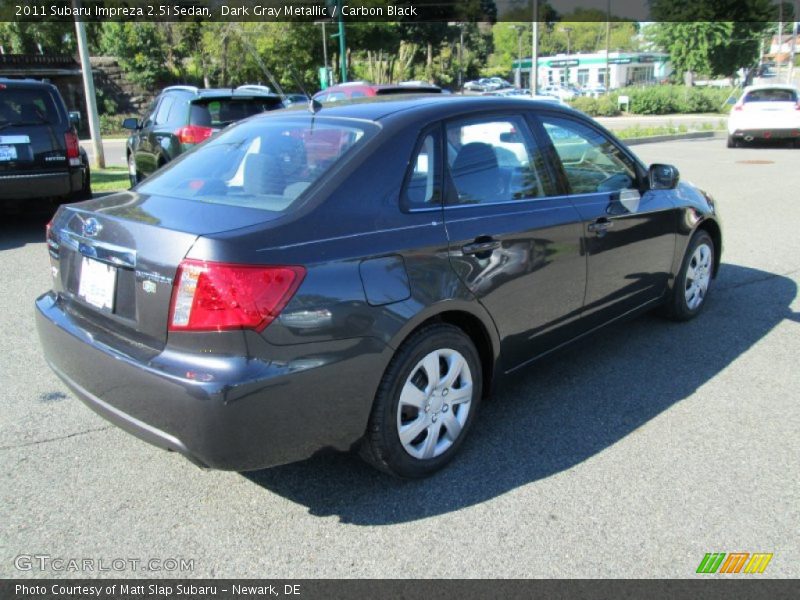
top-left (48, 191), bottom-right (281, 349)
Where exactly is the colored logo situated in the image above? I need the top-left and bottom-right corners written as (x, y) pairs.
top-left (696, 552), bottom-right (773, 574)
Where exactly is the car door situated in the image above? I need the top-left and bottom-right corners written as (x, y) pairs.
top-left (441, 113), bottom-right (586, 371)
top-left (535, 113), bottom-right (678, 327)
top-left (132, 97), bottom-right (161, 178)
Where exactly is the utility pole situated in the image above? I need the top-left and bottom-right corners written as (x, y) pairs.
top-left (328, 0), bottom-right (347, 82)
top-left (531, 0), bottom-right (539, 96)
top-left (560, 26), bottom-right (573, 86)
top-left (73, 5), bottom-right (104, 168)
top-left (605, 0), bottom-right (611, 92)
top-left (315, 21), bottom-right (328, 71)
top-left (790, 17), bottom-right (798, 85)
top-left (459, 23), bottom-right (465, 91)
top-left (513, 25), bottom-right (525, 88)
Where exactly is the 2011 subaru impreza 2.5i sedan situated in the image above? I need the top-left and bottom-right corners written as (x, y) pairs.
top-left (36, 96), bottom-right (722, 478)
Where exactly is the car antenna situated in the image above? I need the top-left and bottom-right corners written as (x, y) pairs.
top-left (288, 65), bottom-right (321, 114)
top-left (235, 25), bottom-right (287, 103)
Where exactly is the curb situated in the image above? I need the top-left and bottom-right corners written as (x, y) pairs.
top-left (624, 131), bottom-right (725, 146)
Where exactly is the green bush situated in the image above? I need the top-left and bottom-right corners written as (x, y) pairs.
top-left (99, 114), bottom-right (137, 137)
top-left (614, 85), bottom-right (735, 115)
top-left (568, 95), bottom-right (621, 117)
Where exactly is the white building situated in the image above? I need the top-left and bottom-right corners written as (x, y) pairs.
top-left (512, 51), bottom-right (671, 90)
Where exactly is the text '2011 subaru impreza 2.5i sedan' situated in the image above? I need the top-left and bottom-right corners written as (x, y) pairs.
top-left (36, 96), bottom-right (722, 478)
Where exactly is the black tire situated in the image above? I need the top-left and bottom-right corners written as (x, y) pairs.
top-left (726, 135), bottom-right (738, 148)
top-left (74, 165), bottom-right (92, 201)
top-left (360, 323), bottom-right (483, 478)
top-left (128, 153), bottom-right (138, 187)
top-left (662, 230), bottom-right (715, 321)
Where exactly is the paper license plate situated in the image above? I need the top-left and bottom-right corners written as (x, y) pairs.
top-left (78, 257), bottom-right (116, 311)
top-left (0, 145), bottom-right (17, 161)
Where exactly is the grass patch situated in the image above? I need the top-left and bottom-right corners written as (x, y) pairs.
top-left (614, 122), bottom-right (726, 140)
top-left (91, 166), bottom-right (129, 193)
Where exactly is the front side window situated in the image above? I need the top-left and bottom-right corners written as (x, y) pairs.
top-left (445, 116), bottom-right (553, 205)
top-left (540, 116), bottom-right (638, 194)
top-left (138, 118), bottom-right (372, 212)
top-left (154, 96), bottom-right (175, 125)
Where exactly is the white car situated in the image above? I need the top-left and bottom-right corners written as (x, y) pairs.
top-left (540, 85), bottom-right (579, 101)
top-left (727, 84), bottom-right (800, 148)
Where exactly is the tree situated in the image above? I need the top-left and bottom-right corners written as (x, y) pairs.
top-left (99, 23), bottom-right (168, 88)
top-left (648, 0), bottom-right (775, 80)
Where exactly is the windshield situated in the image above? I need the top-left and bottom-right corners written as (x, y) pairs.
top-left (137, 117), bottom-right (372, 212)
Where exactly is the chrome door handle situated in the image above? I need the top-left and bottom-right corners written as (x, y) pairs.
top-left (462, 240), bottom-right (501, 255)
top-left (588, 219), bottom-right (613, 234)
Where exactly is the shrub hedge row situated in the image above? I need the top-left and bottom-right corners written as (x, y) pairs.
top-left (568, 85), bottom-right (736, 117)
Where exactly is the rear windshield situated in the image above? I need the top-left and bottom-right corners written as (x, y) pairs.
top-left (744, 88), bottom-right (798, 103)
top-left (137, 118), bottom-right (372, 212)
top-left (0, 87), bottom-right (62, 126)
top-left (190, 97), bottom-right (283, 128)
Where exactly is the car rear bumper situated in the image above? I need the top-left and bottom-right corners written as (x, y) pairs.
top-left (0, 169), bottom-right (83, 203)
top-left (729, 127), bottom-right (800, 140)
top-left (35, 292), bottom-right (390, 471)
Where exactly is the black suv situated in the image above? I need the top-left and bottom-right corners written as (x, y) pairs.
top-left (123, 85), bottom-right (284, 186)
top-left (0, 78), bottom-right (91, 211)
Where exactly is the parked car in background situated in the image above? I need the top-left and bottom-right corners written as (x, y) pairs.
top-left (313, 81), bottom-right (441, 103)
top-left (0, 78), bottom-right (91, 211)
top-left (37, 96), bottom-right (722, 478)
top-left (727, 84), bottom-right (800, 148)
top-left (464, 78), bottom-right (513, 93)
top-left (541, 85), bottom-right (580, 101)
top-left (123, 85), bottom-right (284, 186)
top-left (582, 85), bottom-right (607, 98)
top-left (283, 93), bottom-right (310, 106)
top-left (463, 78), bottom-right (492, 92)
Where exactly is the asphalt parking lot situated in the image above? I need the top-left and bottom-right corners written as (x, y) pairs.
top-left (1, 137), bottom-right (798, 578)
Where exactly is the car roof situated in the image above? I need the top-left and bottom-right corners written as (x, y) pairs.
top-left (161, 85), bottom-right (280, 99)
top-left (273, 94), bottom-right (579, 123)
top-left (0, 77), bottom-right (58, 91)
top-left (743, 84), bottom-right (799, 92)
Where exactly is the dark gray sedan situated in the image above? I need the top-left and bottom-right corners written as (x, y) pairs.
top-left (36, 96), bottom-right (722, 478)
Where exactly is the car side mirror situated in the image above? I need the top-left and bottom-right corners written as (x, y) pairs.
top-left (649, 163), bottom-right (679, 190)
top-left (68, 111), bottom-right (81, 128)
top-left (122, 117), bottom-right (140, 130)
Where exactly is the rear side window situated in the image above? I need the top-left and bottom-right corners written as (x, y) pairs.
top-left (137, 118), bottom-right (373, 212)
top-left (743, 88), bottom-right (798, 103)
top-left (445, 116), bottom-right (554, 205)
top-left (0, 87), bottom-right (62, 125)
top-left (190, 97), bottom-right (282, 128)
top-left (402, 131), bottom-right (440, 209)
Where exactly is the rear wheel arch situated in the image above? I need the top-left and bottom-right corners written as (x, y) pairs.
top-left (388, 306), bottom-right (499, 400)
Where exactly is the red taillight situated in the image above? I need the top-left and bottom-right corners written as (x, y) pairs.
top-left (733, 104), bottom-right (743, 112)
top-left (175, 125), bottom-right (213, 145)
top-left (64, 131), bottom-right (80, 159)
top-left (168, 260), bottom-right (305, 332)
